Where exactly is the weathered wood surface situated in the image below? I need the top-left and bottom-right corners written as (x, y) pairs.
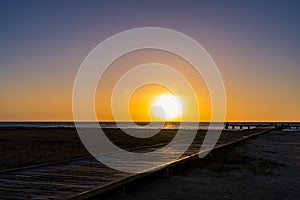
top-left (0, 128), bottom-right (273, 199)
top-left (0, 157), bottom-right (127, 199)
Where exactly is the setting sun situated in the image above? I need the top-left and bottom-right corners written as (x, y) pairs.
top-left (151, 94), bottom-right (182, 121)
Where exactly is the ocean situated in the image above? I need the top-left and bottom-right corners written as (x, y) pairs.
top-left (0, 122), bottom-right (299, 130)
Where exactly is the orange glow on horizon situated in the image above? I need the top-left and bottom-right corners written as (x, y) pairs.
top-left (1, 50), bottom-right (299, 122)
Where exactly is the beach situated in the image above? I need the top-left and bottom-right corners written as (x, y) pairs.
top-left (124, 130), bottom-right (300, 200)
top-left (0, 127), bottom-right (88, 171)
top-left (1, 127), bottom-right (299, 199)
top-left (0, 127), bottom-right (262, 171)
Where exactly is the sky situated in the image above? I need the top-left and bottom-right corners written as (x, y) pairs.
top-left (0, 0), bottom-right (299, 122)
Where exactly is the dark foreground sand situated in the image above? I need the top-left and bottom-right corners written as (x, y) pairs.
top-left (124, 130), bottom-right (300, 200)
top-left (1, 127), bottom-right (298, 199)
top-left (0, 127), bottom-right (258, 171)
top-left (0, 127), bottom-right (88, 170)
top-left (0, 127), bottom-right (199, 171)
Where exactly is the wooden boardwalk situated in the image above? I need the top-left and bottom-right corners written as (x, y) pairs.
top-left (0, 128), bottom-right (273, 199)
top-left (0, 158), bottom-right (128, 199)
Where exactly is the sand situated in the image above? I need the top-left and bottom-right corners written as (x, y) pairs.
top-left (0, 127), bottom-right (201, 171)
top-left (124, 130), bottom-right (300, 200)
top-left (0, 127), bottom-right (88, 170)
top-left (0, 127), bottom-right (260, 171)
top-left (1, 127), bottom-right (298, 199)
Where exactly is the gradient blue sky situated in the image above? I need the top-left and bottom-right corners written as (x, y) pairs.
top-left (0, 0), bottom-right (299, 121)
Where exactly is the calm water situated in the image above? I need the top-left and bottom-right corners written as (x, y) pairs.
top-left (0, 122), bottom-right (299, 130)
top-left (0, 122), bottom-right (218, 130)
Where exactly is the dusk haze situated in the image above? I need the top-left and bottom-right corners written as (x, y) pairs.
top-left (1, 0), bottom-right (299, 122)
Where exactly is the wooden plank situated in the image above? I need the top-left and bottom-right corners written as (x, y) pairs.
top-left (0, 190), bottom-right (32, 199)
top-left (10, 171), bottom-right (114, 182)
top-left (0, 186), bottom-right (64, 199)
top-left (0, 178), bottom-right (93, 190)
top-left (25, 169), bottom-right (117, 181)
top-left (34, 166), bottom-right (128, 179)
top-left (1, 174), bottom-right (107, 187)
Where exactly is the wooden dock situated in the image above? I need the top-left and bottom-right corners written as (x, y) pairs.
top-left (0, 128), bottom-right (274, 199)
top-left (225, 122), bottom-right (300, 130)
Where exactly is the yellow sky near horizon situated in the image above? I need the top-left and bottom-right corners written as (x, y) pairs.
top-left (1, 1), bottom-right (300, 123)
top-left (1, 48), bottom-right (299, 122)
